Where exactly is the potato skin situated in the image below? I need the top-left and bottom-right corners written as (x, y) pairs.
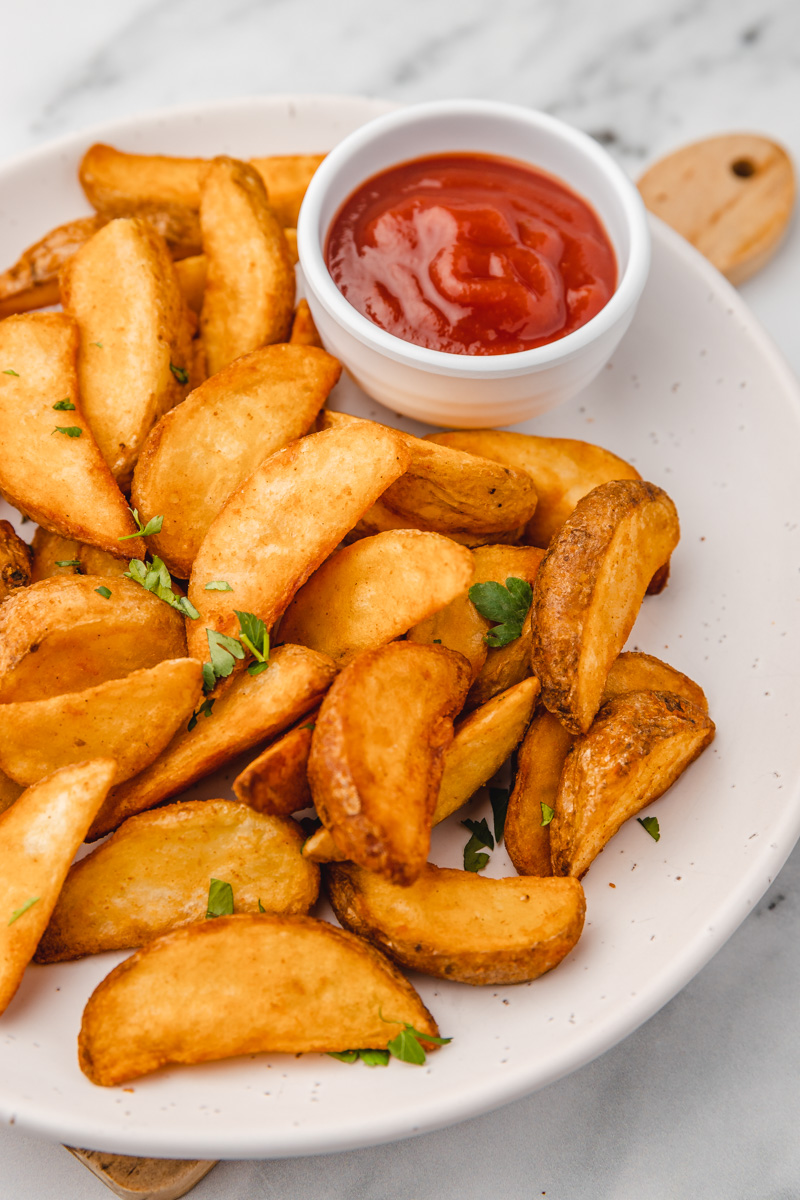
top-left (0, 520), bottom-right (32, 600)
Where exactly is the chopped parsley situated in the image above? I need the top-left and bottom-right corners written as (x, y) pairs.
top-left (3, 369), bottom-right (19, 376)
top-left (637, 815), bottom-right (660, 841)
top-left (94, 586), bottom-right (112, 599)
top-left (206, 878), bottom-right (234, 918)
top-left (118, 507), bottom-right (164, 541)
top-left (169, 361), bottom-right (189, 384)
top-left (468, 577), bottom-right (533, 647)
top-left (54, 425), bottom-right (81, 438)
top-left (202, 612), bottom-right (270, 692)
top-left (8, 897), bottom-right (39, 925)
top-left (257, 899), bottom-right (266, 913)
top-left (55, 559), bottom-right (81, 568)
top-left (490, 786), bottom-right (509, 843)
top-left (52, 398), bottom-right (75, 411)
top-left (125, 555), bottom-right (199, 619)
top-left (462, 816), bottom-right (494, 872)
top-left (236, 610), bottom-right (269, 675)
top-left (300, 722), bottom-right (316, 732)
top-left (329, 1022), bottom-right (451, 1067)
top-left (204, 580), bottom-right (233, 591)
top-left (90, 341), bottom-right (103, 349)
top-left (540, 802), bottom-right (555, 827)
top-left (187, 696), bottom-right (216, 732)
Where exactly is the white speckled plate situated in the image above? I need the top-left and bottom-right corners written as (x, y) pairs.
top-left (1, 96), bottom-right (800, 1160)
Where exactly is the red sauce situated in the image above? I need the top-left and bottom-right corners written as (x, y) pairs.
top-left (325, 153), bottom-right (617, 356)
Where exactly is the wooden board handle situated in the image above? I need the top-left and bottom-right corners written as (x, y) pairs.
top-left (64, 1147), bottom-right (216, 1200)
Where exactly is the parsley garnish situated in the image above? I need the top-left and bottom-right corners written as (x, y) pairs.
top-left (468, 577), bottom-right (533, 647)
top-left (638, 816), bottom-right (660, 841)
top-left (187, 696), bottom-right (215, 732)
top-left (462, 817), bottom-right (494, 872)
top-left (235, 610), bottom-right (269, 675)
top-left (201, 612), bottom-right (270, 691)
top-left (118, 507), bottom-right (164, 541)
top-left (207, 628), bottom-right (245, 678)
top-left (55, 559), bottom-right (81, 567)
top-left (125, 556), bottom-right (199, 619)
top-left (330, 1022), bottom-right (450, 1068)
top-left (54, 426), bottom-right (81, 438)
top-left (95, 586), bottom-right (112, 599)
top-left (3, 369), bottom-right (19, 376)
top-left (206, 878), bottom-right (234, 918)
top-left (258, 899), bottom-right (266, 913)
top-left (169, 361), bottom-right (189, 384)
top-left (540, 802), bottom-right (555, 827)
top-left (91, 341), bottom-right (103, 348)
top-left (300, 722), bottom-right (316, 731)
top-left (8, 897), bottom-right (39, 925)
top-left (205, 580), bottom-right (233, 591)
top-left (490, 786), bottom-right (509, 843)
top-left (52, 398), bottom-right (75, 411)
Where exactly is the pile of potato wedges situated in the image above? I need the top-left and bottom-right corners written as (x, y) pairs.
top-left (0, 140), bottom-right (713, 1089)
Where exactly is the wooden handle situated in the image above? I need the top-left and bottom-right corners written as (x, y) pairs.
top-left (637, 133), bottom-right (796, 285)
top-left (64, 1147), bottom-right (216, 1200)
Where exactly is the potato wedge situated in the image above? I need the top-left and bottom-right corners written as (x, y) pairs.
top-left (186, 423), bottom-right (410, 660)
top-left (327, 864), bottom-right (585, 986)
top-left (465, 607), bottom-right (535, 712)
top-left (0, 216), bottom-right (107, 320)
top-left (78, 913), bottom-right (439, 1086)
top-left (308, 642), bottom-right (470, 885)
top-left (131, 344), bottom-right (341, 578)
top-left (603, 650), bottom-right (708, 712)
top-left (426, 430), bottom-right (640, 547)
top-left (0, 313), bottom-right (144, 555)
top-left (0, 770), bottom-right (23, 817)
top-left (289, 298), bottom-right (323, 347)
top-left (349, 495), bottom-right (525, 548)
top-left (531, 480), bottom-right (680, 734)
top-left (200, 157), bottom-right (295, 374)
top-left (279, 531), bottom-right (474, 667)
top-left (249, 155), bottom-right (325, 227)
top-left (60, 217), bottom-right (194, 486)
top-left (505, 710), bottom-right (573, 877)
top-left (36, 800), bottom-right (318, 963)
top-left (0, 658), bottom-right (202, 786)
top-left (232, 709), bottom-right (319, 815)
top-left (29, 528), bottom-right (80, 582)
top-left (89, 644), bottom-right (336, 839)
top-left (551, 690), bottom-right (715, 877)
top-left (76, 544), bottom-right (132, 578)
top-left (174, 253), bottom-right (207, 314)
top-left (0, 575), bottom-right (187, 703)
top-left (0, 759), bottom-right (116, 1015)
top-left (0, 520), bottom-right (32, 600)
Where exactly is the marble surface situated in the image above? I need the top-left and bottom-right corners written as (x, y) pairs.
top-left (1, 0), bottom-right (800, 1196)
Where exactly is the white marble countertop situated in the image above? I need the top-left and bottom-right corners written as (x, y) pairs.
top-left (1, 1), bottom-right (799, 1196)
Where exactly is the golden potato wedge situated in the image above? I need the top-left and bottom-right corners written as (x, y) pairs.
top-left (78, 912), bottom-right (439, 1086)
top-left (551, 690), bottom-right (715, 878)
top-left (186, 423), bottom-right (410, 660)
top-left (603, 650), bottom-right (708, 712)
top-left (289, 298), bottom-right (323, 347)
top-left (348, 495), bottom-right (525, 548)
top-left (174, 253), bottom-right (207, 314)
top-left (76, 544), bottom-right (132, 578)
top-left (308, 642), bottom-right (470, 885)
top-left (531, 480), bottom-right (680, 734)
top-left (200, 157), bottom-right (295, 375)
top-left (0, 759), bottom-right (116, 1015)
top-left (36, 800), bottom-right (319, 963)
top-left (0, 520), bottom-right (32, 600)
top-left (0, 575), bottom-right (187, 703)
top-left (327, 863), bottom-right (585, 986)
top-left (131, 344), bottom-right (341, 578)
top-left (504, 709), bottom-right (573, 877)
top-left (249, 154), bottom-right (325, 227)
top-left (426, 430), bottom-right (640, 547)
top-left (0, 216), bottom-right (107, 320)
top-left (0, 658), bottom-right (202, 786)
top-left (89, 644), bottom-right (336, 839)
top-left (60, 217), bottom-right (194, 487)
top-left (465, 607), bottom-right (535, 712)
top-left (232, 709), bottom-right (319, 815)
top-left (0, 313), bottom-right (144, 555)
top-left (29, 528), bottom-right (81, 582)
top-left (0, 769), bottom-right (23, 817)
top-left (279, 531), bottom-right (473, 667)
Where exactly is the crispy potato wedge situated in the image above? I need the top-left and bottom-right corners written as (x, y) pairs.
top-left (327, 864), bottom-right (585, 986)
top-left (249, 155), bottom-right (325, 227)
top-left (531, 480), bottom-right (680, 734)
top-left (60, 217), bottom-right (194, 486)
top-left (174, 253), bottom-right (207, 314)
top-left (76, 544), bottom-right (132, 578)
top-left (426, 430), bottom-right (640, 547)
top-left (551, 690), bottom-right (715, 877)
top-left (0, 759), bottom-right (116, 1015)
top-left (29, 528), bottom-right (81, 582)
top-left (0, 520), bottom-right (32, 600)
top-left (0, 313), bottom-right (144, 555)
top-left (0, 575), bottom-right (187, 703)
top-left (465, 606), bottom-right (535, 712)
top-left (308, 642), bottom-right (471, 885)
top-left (0, 216), bottom-right (107, 320)
top-left (348, 495), bottom-right (525, 548)
top-left (89, 644), bottom-right (336, 839)
top-left (289, 298), bottom-right (323, 347)
top-left (505, 710), bottom-right (573, 877)
top-left (604, 650), bottom-right (708, 712)
top-left (131, 344), bottom-right (341, 578)
top-left (0, 769), bottom-right (23, 817)
top-left (186, 423), bottom-right (410, 659)
top-left (279, 531), bottom-right (474, 667)
top-left (78, 913), bottom-right (438, 1086)
top-left (200, 157), bottom-right (295, 375)
top-left (0, 658), bottom-right (202, 786)
top-left (232, 709), bottom-right (319, 815)
top-left (36, 800), bottom-right (319, 963)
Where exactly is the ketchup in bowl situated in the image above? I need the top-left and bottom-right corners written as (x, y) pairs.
top-left (325, 153), bottom-right (617, 357)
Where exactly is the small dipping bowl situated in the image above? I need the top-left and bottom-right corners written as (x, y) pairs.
top-left (297, 100), bottom-right (651, 427)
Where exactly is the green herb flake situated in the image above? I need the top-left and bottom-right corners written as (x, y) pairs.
top-left (187, 696), bottom-right (216, 732)
top-left (432, 638), bottom-right (442, 644)
top-left (206, 877), bottom-right (234, 918)
top-left (540, 802), bottom-right (555, 827)
top-left (300, 722), bottom-right (316, 732)
top-left (328, 1049), bottom-right (359, 1064)
top-left (462, 816), bottom-right (494, 873)
top-left (55, 559), bottom-right (81, 567)
top-left (258, 899), bottom-right (266, 913)
top-left (468, 576), bottom-right (533, 647)
top-left (3, 369), bottom-right (19, 376)
top-left (8, 896), bottom-right (39, 925)
top-left (125, 555), bottom-right (198, 619)
top-left (169, 361), bottom-right (189, 384)
top-left (637, 815), bottom-right (660, 842)
top-left (54, 425), bottom-right (82, 438)
top-left (118, 508), bottom-right (164, 540)
top-left (205, 581), bottom-right (233, 592)
top-left (52, 398), bottom-right (75, 411)
top-left (202, 662), bottom-right (217, 692)
top-left (95, 586), bottom-right (112, 599)
top-left (91, 341), bottom-right (103, 349)
top-left (236, 610), bottom-right (269, 663)
top-left (358, 1049), bottom-right (391, 1067)
top-left (490, 786), bottom-right (510, 843)
top-left (386, 1022), bottom-right (451, 1066)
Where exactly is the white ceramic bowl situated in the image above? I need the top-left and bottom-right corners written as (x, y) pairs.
top-left (298, 99), bottom-right (651, 427)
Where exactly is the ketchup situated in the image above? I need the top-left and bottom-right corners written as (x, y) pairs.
top-left (325, 153), bottom-right (617, 356)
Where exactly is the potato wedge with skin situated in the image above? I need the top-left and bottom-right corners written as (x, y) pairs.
top-left (233, 710), bottom-right (319, 816)
top-left (0, 520), bottom-right (32, 600)
top-left (327, 864), bottom-right (585, 986)
top-left (279, 531), bottom-right (474, 667)
top-left (131, 344), bottom-right (342, 578)
top-left (0, 216), bottom-right (108, 320)
top-left (465, 607), bottom-right (535, 712)
top-left (200, 157), bottom-right (295, 375)
top-left (426, 430), bottom-right (640, 547)
top-left (76, 544), bottom-right (132, 579)
top-left (78, 913), bottom-right (439, 1086)
top-left (60, 217), bottom-right (194, 487)
top-left (348, 495), bottom-right (525, 549)
top-left (89, 644), bottom-right (336, 839)
top-left (603, 650), bottom-right (708, 712)
top-left (308, 643), bottom-right (471, 885)
top-left (0, 314), bottom-right (144, 555)
top-left (249, 155), bottom-right (326, 227)
top-left (29, 528), bottom-right (81, 583)
top-left (0, 759), bottom-right (116, 1015)
top-left (551, 690), bottom-right (715, 878)
top-left (186, 423), bottom-right (410, 660)
top-left (0, 575), bottom-right (187, 704)
top-left (289, 298), bottom-right (323, 347)
top-left (531, 480), bottom-right (680, 734)
top-left (36, 800), bottom-right (319, 963)
top-left (0, 770), bottom-right (23, 817)
top-left (505, 709), bottom-right (573, 878)
top-left (0, 658), bottom-right (202, 787)
top-left (174, 254), bottom-right (207, 314)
